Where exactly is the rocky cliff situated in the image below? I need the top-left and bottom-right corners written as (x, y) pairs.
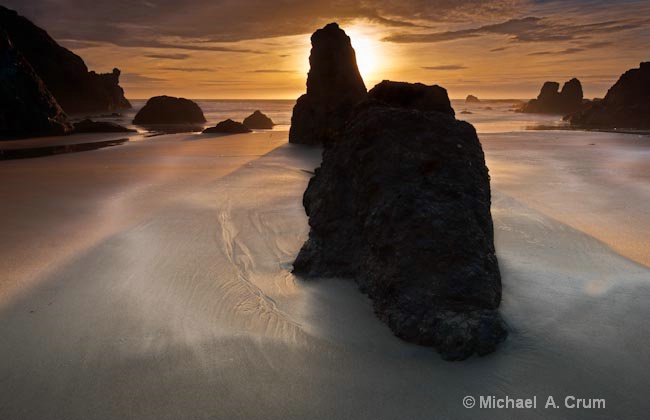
top-left (521, 78), bottom-right (584, 114)
top-left (0, 6), bottom-right (131, 114)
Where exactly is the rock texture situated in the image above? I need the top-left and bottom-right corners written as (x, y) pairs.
top-left (203, 119), bottom-right (251, 134)
top-left (243, 110), bottom-right (274, 129)
top-left (368, 80), bottom-right (454, 116)
top-left (73, 119), bottom-right (135, 133)
top-left (466, 94), bottom-right (480, 103)
top-left (521, 78), bottom-right (584, 114)
top-left (0, 31), bottom-right (71, 139)
top-left (294, 81), bottom-right (507, 360)
top-left (568, 62), bottom-right (650, 129)
top-left (133, 96), bottom-right (206, 125)
top-left (0, 6), bottom-right (131, 114)
top-left (289, 23), bottom-right (367, 145)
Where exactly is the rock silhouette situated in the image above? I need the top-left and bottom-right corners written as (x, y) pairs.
top-left (203, 119), bottom-right (251, 134)
top-left (133, 96), bottom-right (206, 125)
top-left (367, 80), bottom-right (454, 116)
top-left (466, 95), bottom-right (480, 103)
top-left (521, 78), bottom-right (584, 114)
top-left (243, 110), bottom-right (274, 129)
top-left (73, 119), bottom-right (135, 133)
top-left (289, 23), bottom-right (367, 145)
top-left (568, 62), bottom-right (650, 129)
top-left (0, 6), bottom-right (130, 114)
top-left (294, 80), bottom-right (507, 360)
top-left (0, 31), bottom-right (71, 139)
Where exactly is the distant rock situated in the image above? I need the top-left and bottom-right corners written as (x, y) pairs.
top-left (294, 81), bottom-right (506, 360)
top-left (568, 62), bottom-right (650, 129)
top-left (521, 78), bottom-right (584, 114)
top-left (289, 23), bottom-right (367, 145)
top-left (203, 119), bottom-right (251, 134)
top-left (243, 110), bottom-right (274, 129)
top-left (0, 6), bottom-right (131, 114)
top-left (73, 119), bottom-right (135, 133)
top-left (367, 80), bottom-right (454, 116)
top-left (0, 31), bottom-right (71, 139)
top-left (133, 96), bottom-right (206, 125)
top-left (466, 94), bottom-right (480, 103)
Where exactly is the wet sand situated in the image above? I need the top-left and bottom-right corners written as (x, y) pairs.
top-left (0, 129), bottom-right (648, 419)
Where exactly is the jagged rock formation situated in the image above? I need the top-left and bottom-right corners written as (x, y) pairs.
top-left (568, 62), bottom-right (650, 129)
top-left (289, 23), bottom-right (367, 145)
top-left (73, 119), bottom-right (135, 133)
top-left (368, 80), bottom-right (454, 116)
top-left (294, 80), bottom-right (507, 360)
top-left (133, 96), bottom-right (206, 125)
top-left (466, 95), bottom-right (480, 103)
top-left (521, 78), bottom-right (584, 114)
top-left (203, 119), bottom-right (251, 134)
top-left (0, 31), bottom-right (71, 139)
top-left (243, 110), bottom-right (274, 129)
top-left (0, 6), bottom-right (130, 114)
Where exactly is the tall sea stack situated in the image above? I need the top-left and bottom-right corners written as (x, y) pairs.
top-left (294, 81), bottom-right (507, 360)
top-left (521, 78), bottom-right (584, 114)
top-left (289, 23), bottom-right (367, 145)
top-left (0, 6), bottom-right (131, 114)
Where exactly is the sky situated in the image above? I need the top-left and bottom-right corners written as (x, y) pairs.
top-left (5, 0), bottom-right (649, 99)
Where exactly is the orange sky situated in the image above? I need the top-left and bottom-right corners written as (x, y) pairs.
top-left (6, 0), bottom-right (649, 99)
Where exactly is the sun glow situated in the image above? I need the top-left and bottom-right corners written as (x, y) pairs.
top-left (345, 24), bottom-right (385, 84)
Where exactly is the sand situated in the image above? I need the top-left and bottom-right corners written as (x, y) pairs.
top-left (0, 129), bottom-right (648, 419)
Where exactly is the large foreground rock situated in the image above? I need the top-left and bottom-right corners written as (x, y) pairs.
top-left (294, 81), bottom-right (506, 360)
top-left (289, 23), bottom-right (367, 145)
top-left (243, 110), bottom-right (274, 129)
top-left (521, 78), bottom-right (584, 114)
top-left (0, 32), bottom-right (71, 139)
top-left (568, 62), bottom-right (650, 129)
top-left (368, 80), bottom-right (454, 116)
top-left (133, 96), bottom-right (206, 125)
top-left (0, 6), bottom-right (131, 114)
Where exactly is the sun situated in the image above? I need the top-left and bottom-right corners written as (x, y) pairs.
top-left (345, 24), bottom-right (384, 83)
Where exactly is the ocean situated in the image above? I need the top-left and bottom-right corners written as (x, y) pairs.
top-left (75, 99), bottom-right (570, 135)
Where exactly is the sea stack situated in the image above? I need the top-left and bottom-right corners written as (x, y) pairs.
top-left (133, 96), bottom-right (206, 125)
top-left (294, 80), bottom-right (507, 360)
top-left (289, 23), bottom-right (367, 145)
top-left (521, 78), bottom-right (584, 114)
top-left (243, 110), bottom-right (274, 129)
top-left (0, 31), bottom-right (71, 139)
top-left (466, 94), bottom-right (480, 103)
top-left (0, 6), bottom-right (131, 114)
top-left (568, 62), bottom-right (650, 129)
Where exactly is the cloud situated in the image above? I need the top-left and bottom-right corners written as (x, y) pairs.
top-left (159, 67), bottom-right (215, 72)
top-left (120, 73), bottom-right (166, 84)
top-left (250, 69), bottom-right (296, 73)
top-left (384, 16), bottom-right (647, 44)
top-left (145, 53), bottom-right (190, 60)
top-left (422, 65), bottom-right (467, 70)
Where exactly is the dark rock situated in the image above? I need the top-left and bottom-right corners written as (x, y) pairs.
top-left (73, 119), bottom-right (135, 133)
top-left (367, 80), bottom-right (454, 116)
top-left (0, 31), bottom-right (71, 139)
top-left (243, 110), bottom-right (274, 129)
top-left (133, 96), bottom-right (206, 125)
top-left (466, 94), bottom-right (480, 103)
top-left (0, 6), bottom-right (131, 114)
top-left (293, 81), bottom-right (506, 360)
top-left (521, 78), bottom-right (584, 114)
top-left (568, 62), bottom-right (650, 129)
top-left (289, 23), bottom-right (367, 145)
top-left (203, 119), bottom-right (251, 134)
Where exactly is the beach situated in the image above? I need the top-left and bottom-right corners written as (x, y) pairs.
top-left (0, 125), bottom-right (648, 419)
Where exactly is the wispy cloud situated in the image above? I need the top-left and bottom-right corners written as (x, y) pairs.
top-left (422, 65), bottom-right (467, 70)
top-left (145, 53), bottom-right (190, 60)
